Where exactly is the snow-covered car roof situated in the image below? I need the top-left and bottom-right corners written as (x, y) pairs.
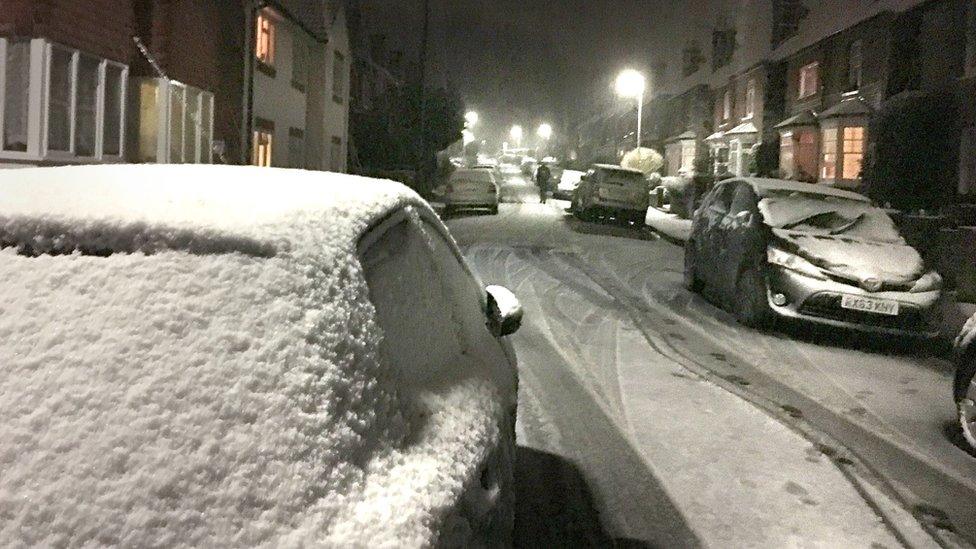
top-left (723, 177), bottom-right (871, 202)
top-left (592, 163), bottom-right (645, 175)
top-left (0, 165), bottom-right (509, 546)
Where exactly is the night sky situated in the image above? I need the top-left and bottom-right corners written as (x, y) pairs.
top-left (361, 0), bottom-right (673, 149)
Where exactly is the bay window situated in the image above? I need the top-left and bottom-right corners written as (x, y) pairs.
top-left (820, 123), bottom-right (866, 185)
top-left (0, 38), bottom-right (128, 161)
top-left (820, 127), bottom-right (837, 179)
top-left (842, 126), bottom-right (864, 180)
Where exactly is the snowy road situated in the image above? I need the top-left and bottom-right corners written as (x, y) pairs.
top-left (443, 174), bottom-right (976, 547)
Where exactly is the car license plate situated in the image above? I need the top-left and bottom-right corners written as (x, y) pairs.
top-left (840, 294), bottom-right (899, 316)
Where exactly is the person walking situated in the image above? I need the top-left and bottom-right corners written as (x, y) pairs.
top-left (535, 163), bottom-right (552, 203)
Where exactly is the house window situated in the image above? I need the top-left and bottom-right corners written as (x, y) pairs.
top-left (744, 79), bottom-right (756, 119)
top-left (332, 51), bottom-right (345, 103)
top-left (842, 126), bottom-right (865, 180)
top-left (2, 40), bottom-right (30, 152)
top-left (330, 136), bottom-right (342, 172)
top-left (729, 140), bottom-right (741, 175)
top-left (820, 127), bottom-right (837, 179)
top-left (848, 40), bottom-right (863, 91)
top-left (75, 55), bottom-right (99, 157)
top-left (723, 89), bottom-right (732, 121)
top-left (292, 38), bottom-right (307, 92)
top-left (256, 11), bottom-right (275, 67)
top-left (288, 127), bottom-right (305, 168)
top-left (103, 64), bottom-right (124, 156)
top-left (799, 62), bottom-right (818, 99)
top-left (48, 46), bottom-right (73, 152)
top-left (253, 118), bottom-right (274, 167)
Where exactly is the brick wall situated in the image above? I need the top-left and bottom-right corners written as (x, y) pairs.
top-left (0, 0), bottom-right (137, 63)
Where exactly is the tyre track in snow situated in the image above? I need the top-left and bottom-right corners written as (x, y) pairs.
top-left (462, 242), bottom-right (916, 547)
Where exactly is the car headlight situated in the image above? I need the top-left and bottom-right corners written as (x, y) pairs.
top-left (910, 270), bottom-right (943, 293)
top-left (766, 247), bottom-right (827, 279)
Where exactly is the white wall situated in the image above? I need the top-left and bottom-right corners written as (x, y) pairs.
top-left (322, 1), bottom-right (350, 173)
top-left (252, 9), bottom-right (310, 168)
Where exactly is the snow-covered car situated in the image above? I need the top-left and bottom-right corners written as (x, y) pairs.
top-left (434, 168), bottom-right (500, 215)
top-left (570, 164), bottom-right (651, 224)
top-left (552, 169), bottom-right (585, 200)
top-left (684, 177), bottom-right (943, 336)
top-left (0, 165), bottom-right (521, 547)
top-left (954, 314), bottom-right (976, 451)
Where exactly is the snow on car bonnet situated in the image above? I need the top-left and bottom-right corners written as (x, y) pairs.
top-left (0, 165), bottom-right (512, 546)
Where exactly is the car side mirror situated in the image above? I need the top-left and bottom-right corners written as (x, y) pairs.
top-left (485, 285), bottom-right (523, 337)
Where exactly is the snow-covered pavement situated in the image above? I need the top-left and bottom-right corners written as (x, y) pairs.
top-left (444, 174), bottom-right (974, 547)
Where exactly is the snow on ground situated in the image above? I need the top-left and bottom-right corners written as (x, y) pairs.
top-left (0, 165), bottom-right (513, 546)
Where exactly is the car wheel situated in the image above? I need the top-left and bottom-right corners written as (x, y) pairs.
top-left (684, 240), bottom-right (703, 292)
top-left (734, 264), bottom-right (772, 329)
top-left (955, 346), bottom-right (976, 451)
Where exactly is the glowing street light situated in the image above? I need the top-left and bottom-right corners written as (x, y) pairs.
top-left (537, 123), bottom-right (553, 140)
top-left (510, 125), bottom-right (523, 147)
top-left (616, 69), bottom-right (647, 149)
top-left (465, 111), bottom-right (479, 127)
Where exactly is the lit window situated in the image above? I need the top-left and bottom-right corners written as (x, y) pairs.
top-left (744, 79), bottom-right (756, 119)
top-left (848, 40), bottom-right (863, 91)
top-left (821, 127), bottom-right (837, 179)
top-left (842, 126), bottom-right (864, 180)
top-left (680, 141), bottom-right (696, 173)
top-left (3, 40), bottom-right (30, 152)
top-left (723, 89), bottom-right (732, 121)
top-left (253, 118), bottom-right (274, 167)
top-left (256, 11), bottom-right (275, 66)
top-left (799, 62), bottom-right (819, 99)
top-left (332, 51), bottom-right (345, 103)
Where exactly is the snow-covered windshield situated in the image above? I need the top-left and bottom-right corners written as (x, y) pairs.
top-left (758, 191), bottom-right (904, 244)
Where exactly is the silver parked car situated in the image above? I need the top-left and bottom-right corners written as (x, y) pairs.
top-left (684, 177), bottom-right (943, 336)
top-left (434, 168), bottom-right (500, 215)
top-left (570, 164), bottom-right (650, 224)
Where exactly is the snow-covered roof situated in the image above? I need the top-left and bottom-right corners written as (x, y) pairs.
top-left (726, 122), bottom-right (758, 136)
top-left (705, 130), bottom-right (725, 141)
top-left (774, 110), bottom-right (819, 129)
top-left (0, 165), bottom-right (511, 546)
top-left (728, 177), bottom-right (872, 202)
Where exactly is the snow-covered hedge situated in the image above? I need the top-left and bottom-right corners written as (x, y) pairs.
top-left (0, 165), bottom-right (516, 547)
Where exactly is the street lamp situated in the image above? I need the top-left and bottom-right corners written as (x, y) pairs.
top-left (510, 125), bottom-right (523, 148)
top-left (616, 69), bottom-right (646, 150)
top-left (465, 111), bottom-right (479, 128)
top-left (537, 123), bottom-right (553, 141)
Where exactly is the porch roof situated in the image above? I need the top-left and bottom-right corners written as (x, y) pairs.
top-left (726, 121), bottom-right (758, 136)
top-left (818, 98), bottom-right (873, 120)
top-left (774, 110), bottom-right (818, 129)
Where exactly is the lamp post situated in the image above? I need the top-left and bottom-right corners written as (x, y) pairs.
top-left (510, 125), bottom-right (523, 149)
top-left (615, 69), bottom-right (646, 150)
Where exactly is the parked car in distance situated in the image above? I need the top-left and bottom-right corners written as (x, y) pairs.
top-left (570, 164), bottom-right (650, 224)
top-left (434, 168), bottom-right (500, 215)
top-left (552, 169), bottom-right (586, 200)
top-left (684, 177), bottom-right (943, 336)
top-left (0, 164), bottom-right (522, 547)
top-left (520, 157), bottom-right (538, 177)
top-left (954, 314), bottom-right (976, 452)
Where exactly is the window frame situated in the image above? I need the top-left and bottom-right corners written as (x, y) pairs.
top-left (798, 61), bottom-right (819, 99)
top-left (255, 9), bottom-right (277, 73)
top-left (0, 38), bottom-right (42, 158)
top-left (253, 117), bottom-right (274, 167)
top-left (744, 78), bottom-right (756, 120)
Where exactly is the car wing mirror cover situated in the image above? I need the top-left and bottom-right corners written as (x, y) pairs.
top-left (486, 285), bottom-right (523, 337)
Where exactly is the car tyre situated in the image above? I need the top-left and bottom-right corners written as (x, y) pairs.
top-left (734, 264), bottom-right (772, 329)
top-left (955, 344), bottom-right (976, 452)
top-left (684, 240), bottom-right (704, 292)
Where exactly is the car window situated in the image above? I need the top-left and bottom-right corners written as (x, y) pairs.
top-left (729, 183), bottom-right (758, 215)
top-left (706, 182), bottom-right (736, 214)
top-left (361, 211), bottom-right (500, 388)
top-left (361, 217), bottom-right (464, 387)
